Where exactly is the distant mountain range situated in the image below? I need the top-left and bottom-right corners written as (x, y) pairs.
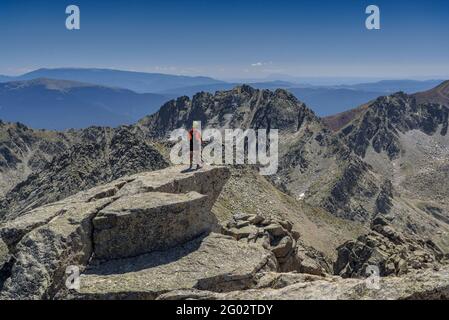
top-left (0, 68), bottom-right (225, 93)
top-left (0, 68), bottom-right (445, 129)
top-left (0, 78), bottom-right (172, 129)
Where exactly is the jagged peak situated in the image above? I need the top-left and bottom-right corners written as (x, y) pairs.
top-left (232, 84), bottom-right (257, 95)
top-left (138, 84), bottom-right (321, 138)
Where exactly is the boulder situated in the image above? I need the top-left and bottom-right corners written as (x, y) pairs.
top-left (271, 236), bottom-right (294, 259)
top-left (248, 215), bottom-right (264, 225)
top-left (116, 166), bottom-right (230, 203)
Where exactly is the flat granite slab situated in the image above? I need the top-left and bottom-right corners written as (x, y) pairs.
top-left (77, 233), bottom-right (277, 300)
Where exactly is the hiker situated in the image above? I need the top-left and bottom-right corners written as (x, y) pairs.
top-left (188, 121), bottom-right (202, 169)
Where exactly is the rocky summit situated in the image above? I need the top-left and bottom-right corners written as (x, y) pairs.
top-left (1, 83), bottom-right (449, 300)
top-left (0, 165), bottom-right (230, 299)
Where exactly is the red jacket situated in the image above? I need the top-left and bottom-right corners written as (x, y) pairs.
top-left (188, 129), bottom-right (201, 142)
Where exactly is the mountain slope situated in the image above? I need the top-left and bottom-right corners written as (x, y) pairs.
top-left (339, 92), bottom-right (449, 160)
top-left (0, 121), bottom-right (74, 195)
top-left (337, 89), bottom-right (449, 252)
top-left (323, 80), bottom-right (449, 132)
top-left (0, 125), bottom-right (168, 221)
top-left (0, 79), bottom-right (171, 129)
top-left (414, 80), bottom-right (449, 106)
top-left (322, 103), bottom-right (370, 131)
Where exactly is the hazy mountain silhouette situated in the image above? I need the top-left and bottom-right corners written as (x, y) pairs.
top-left (0, 78), bottom-right (171, 129)
top-left (336, 79), bottom-right (444, 93)
top-left (1, 68), bottom-right (225, 93)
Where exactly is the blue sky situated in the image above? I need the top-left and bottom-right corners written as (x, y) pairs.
top-left (1, 0), bottom-right (449, 80)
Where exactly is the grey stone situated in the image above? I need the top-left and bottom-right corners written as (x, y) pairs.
top-left (225, 226), bottom-right (259, 241)
top-left (77, 233), bottom-right (277, 299)
top-left (335, 220), bottom-right (444, 278)
top-left (233, 212), bottom-right (251, 221)
top-left (248, 215), bottom-right (265, 225)
top-left (278, 220), bottom-right (293, 232)
top-left (93, 191), bottom-right (215, 260)
top-left (236, 221), bottom-right (250, 228)
top-left (263, 224), bottom-right (287, 237)
top-left (271, 236), bottom-right (294, 258)
top-left (0, 199), bottom-right (112, 300)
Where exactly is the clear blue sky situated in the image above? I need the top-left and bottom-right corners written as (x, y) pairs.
top-left (1, 0), bottom-right (448, 80)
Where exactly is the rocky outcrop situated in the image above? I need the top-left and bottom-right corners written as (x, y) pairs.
top-left (334, 217), bottom-right (445, 278)
top-left (223, 213), bottom-right (332, 275)
top-left (0, 165), bottom-right (230, 299)
top-left (158, 266), bottom-right (449, 300)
